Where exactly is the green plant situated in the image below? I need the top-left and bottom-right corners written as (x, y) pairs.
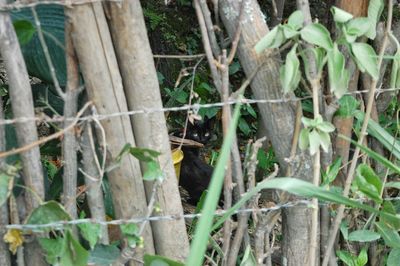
top-left (255, 1), bottom-right (388, 155)
top-left (336, 247), bottom-right (368, 266)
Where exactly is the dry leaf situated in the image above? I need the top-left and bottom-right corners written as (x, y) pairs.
top-left (4, 229), bottom-right (24, 254)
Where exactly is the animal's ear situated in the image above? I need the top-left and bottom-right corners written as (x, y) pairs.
top-left (203, 116), bottom-right (216, 128)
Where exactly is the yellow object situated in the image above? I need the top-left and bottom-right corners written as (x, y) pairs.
top-left (4, 229), bottom-right (24, 254)
top-left (172, 148), bottom-right (184, 181)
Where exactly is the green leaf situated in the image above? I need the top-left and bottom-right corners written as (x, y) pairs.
top-left (281, 24), bottom-right (299, 39)
top-left (13, 20), bottom-right (36, 45)
top-left (40, 232), bottom-right (89, 266)
top-left (120, 223), bottom-right (142, 248)
top-left (356, 248), bottom-right (368, 266)
top-left (318, 131), bottom-right (331, 153)
top-left (317, 122), bottom-right (335, 133)
top-left (327, 43), bottom-right (349, 98)
top-left (390, 51), bottom-right (400, 88)
top-left (345, 18), bottom-right (371, 40)
top-left (387, 248), bottom-right (400, 266)
top-left (336, 96), bottom-right (360, 118)
top-left (347, 230), bottom-right (381, 242)
top-left (299, 128), bottom-right (310, 151)
top-left (245, 104), bottom-right (257, 118)
top-left (238, 118), bottom-right (251, 136)
top-left (27, 201), bottom-right (71, 230)
top-left (301, 23), bottom-right (333, 50)
top-left (331, 6), bottom-right (353, 23)
top-left (381, 201), bottom-right (400, 230)
top-left (366, 0), bottom-right (384, 39)
top-left (355, 164), bottom-right (382, 204)
top-left (340, 221), bottom-right (349, 240)
top-left (144, 254), bottom-right (185, 266)
top-left (340, 135), bottom-right (400, 175)
top-left (60, 231), bottom-right (89, 266)
top-left (322, 157), bottom-right (342, 186)
top-left (116, 145), bottom-right (163, 181)
top-left (77, 221), bottom-right (101, 250)
top-left (354, 111), bottom-right (400, 160)
top-left (117, 144), bottom-right (161, 163)
top-left (287, 10), bottom-right (304, 30)
top-left (386, 182), bottom-right (400, 189)
top-left (336, 250), bottom-right (356, 266)
top-left (375, 221), bottom-right (400, 249)
top-left (309, 130), bottom-right (321, 155)
top-left (0, 171), bottom-right (14, 207)
top-left (301, 117), bottom-right (314, 128)
top-left (11, 5), bottom-right (67, 86)
top-left (88, 244), bottom-right (120, 266)
top-left (212, 177), bottom-right (399, 233)
top-left (38, 237), bottom-right (64, 265)
top-left (351, 42), bottom-right (379, 80)
top-left (255, 26), bottom-right (285, 53)
top-left (280, 44), bottom-right (300, 93)
top-left (390, 33), bottom-right (400, 88)
top-left (143, 160), bottom-right (164, 181)
top-left (342, 25), bottom-right (358, 44)
top-left (240, 245), bottom-right (257, 266)
top-left (229, 61), bottom-right (241, 75)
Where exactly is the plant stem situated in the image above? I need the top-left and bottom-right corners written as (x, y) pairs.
top-left (322, 2), bottom-right (393, 266)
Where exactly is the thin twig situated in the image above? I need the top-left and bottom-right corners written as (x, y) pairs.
top-left (220, 50), bottom-right (233, 264)
top-left (296, 1), bottom-right (322, 264)
top-left (194, 0), bottom-right (222, 92)
top-left (199, 0), bottom-right (221, 57)
top-left (322, 2), bottom-right (393, 265)
top-left (0, 102), bottom-right (92, 159)
top-left (31, 7), bottom-right (66, 99)
top-left (178, 56), bottom-right (204, 151)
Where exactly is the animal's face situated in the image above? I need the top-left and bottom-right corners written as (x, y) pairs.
top-left (184, 118), bottom-right (214, 144)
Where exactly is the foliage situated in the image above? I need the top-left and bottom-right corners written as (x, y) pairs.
top-left (299, 115), bottom-right (335, 155)
top-left (254, 3), bottom-right (387, 156)
top-left (116, 145), bottom-right (164, 181)
top-left (4, 1), bottom-right (400, 265)
top-left (11, 5), bottom-right (67, 86)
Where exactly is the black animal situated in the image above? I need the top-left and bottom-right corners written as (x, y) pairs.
top-left (175, 118), bottom-right (215, 205)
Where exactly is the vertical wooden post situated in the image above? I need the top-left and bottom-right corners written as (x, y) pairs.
top-left (106, 0), bottom-right (189, 261)
top-left (65, 3), bottom-right (155, 261)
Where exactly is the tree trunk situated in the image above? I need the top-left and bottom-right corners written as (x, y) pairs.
top-left (0, 2), bottom-right (45, 265)
top-left (219, 1), bottom-right (314, 265)
top-left (105, 0), bottom-right (189, 261)
top-left (335, 0), bottom-right (368, 17)
top-left (65, 3), bottom-right (155, 260)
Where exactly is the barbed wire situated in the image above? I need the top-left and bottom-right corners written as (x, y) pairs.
top-left (0, 87), bottom-right (399, 126)
top-left (2, 200), bottom-right (316, 230)
top-left (4, 196), bottom-right (400, 230)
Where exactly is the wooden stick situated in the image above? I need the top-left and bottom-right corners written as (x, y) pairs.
top-left (0, 102), bottom-right (92, 159)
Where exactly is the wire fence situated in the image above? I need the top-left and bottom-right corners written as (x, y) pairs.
top-left (0, 87), bottom-right (399, 126)
top-left (0, 0), bottom-right (399, 236)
